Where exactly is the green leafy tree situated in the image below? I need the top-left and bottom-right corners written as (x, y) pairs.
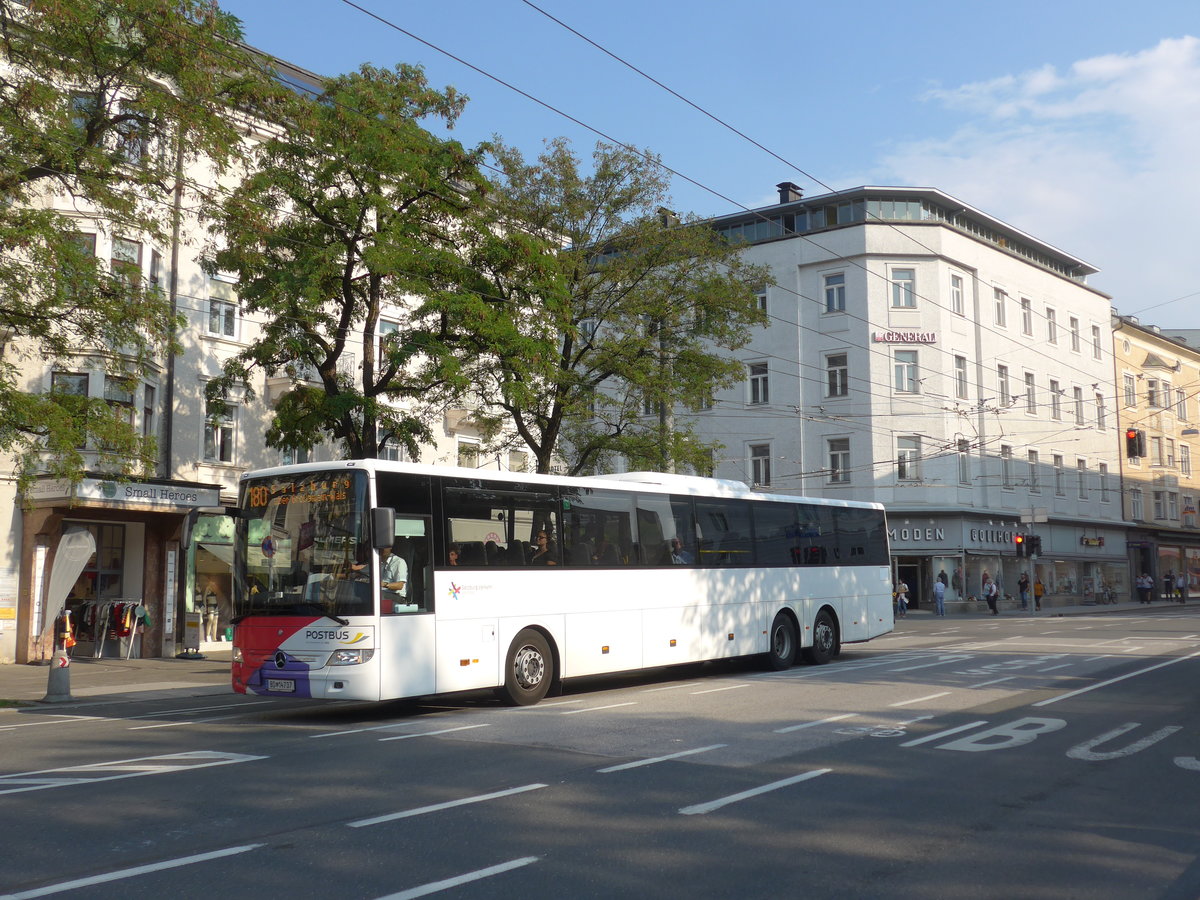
top-left (466, 138), bottom-right (771, 475)
top-left (204, 62), bottom-right (547, 460)
top-left (0, 0), bottom-right (282, 483)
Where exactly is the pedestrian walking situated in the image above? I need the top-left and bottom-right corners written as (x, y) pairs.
top-left (1018, 572), bottom-right (1030, 611)
top-left (1033, 576), bottom-right (1045, 611)
top-left (1177, 571), bottom-right (1186, 603)
top-left (933, 577), bottom-right (946, 616)
top-left (895, 579), bottom-right (909, 618)
top-left (1137, 572), bottom-right (1153, 604)
top-left (983, 574), bottom-right (999, 615)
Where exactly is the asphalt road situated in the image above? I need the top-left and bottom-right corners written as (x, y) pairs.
top-left (3, 609), bottom-right (1200, 899)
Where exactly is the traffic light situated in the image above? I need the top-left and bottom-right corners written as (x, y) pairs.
top-left (1014, 534), bottom-right (1027, 557)
top-left (1028, 535), bottom-right (1042, 556)
top-left (1125, 428), bottom-right (1146, 458)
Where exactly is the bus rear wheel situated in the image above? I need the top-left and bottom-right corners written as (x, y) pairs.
top-left (766, 612), bottom-right (798, 670)
top-left (500, 628), bottom-right (554, 706)
top-left (802, 609), bottom-right (838, 665)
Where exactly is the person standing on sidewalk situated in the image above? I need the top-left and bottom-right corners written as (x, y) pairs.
top-left (1034, 576), bottom-right (1045, 611)
top-left (983, 574), bottom-right (999, 615)
top-left (1018, 572), bottom-right (1030, 611)
top-left (933, 576), bottom-right (946, 616)
top-left (895, 579), bottom-right (909, 618)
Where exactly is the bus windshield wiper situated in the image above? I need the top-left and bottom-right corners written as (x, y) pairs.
top-left (293, 602), bottom-right (349, 626)
top-left (231, 604), bottom-right (349, 626)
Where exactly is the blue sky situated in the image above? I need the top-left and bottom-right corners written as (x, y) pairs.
top-left (220, 0), bottom-right (1200, 330)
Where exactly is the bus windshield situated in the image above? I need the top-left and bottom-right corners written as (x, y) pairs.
top-left (235, 469), bottom-right (373, 620)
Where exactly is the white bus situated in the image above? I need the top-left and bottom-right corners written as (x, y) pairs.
top-left (231, 460), bottom-right (893, 705)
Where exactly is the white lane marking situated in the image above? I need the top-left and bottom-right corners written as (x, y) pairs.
top-left (373, 857), bottom-right (540, 900)
top-left (0, 715), bottom-right (103, 732)
top-left (1067, 723), bottom-right (1183, 761)
top-left (128, 714), bottom-right (260, 731)
top-left (774, 713), bottom-right (857, 734)
top-left (1083, 656), bottom-right (1112, 662)
top-left (597, 744), bottom-right (727, 773)
top-left (971, 677), bottom-right (1017, 689)
top-left (348, 784), bottom-right (546, 828)
top-left (530, 699), bottom-right (585, 708)
top-left (1038, 664), bottom-right (1074, 673)
top-left (900, 721), bottom-right (989, 748)
top-left (639, 682), bottom-right (704, 693)
top-left (896, 715), bottom-right (935, 727)
top-left (1034, 649), bottom-right (1200, 707)
top-left (0, 751), bottom-right (265, 795)
top-left (679, 769), bottom-right (831, 816)
top-left (780, 656), bottom-right (929, 678)
top-left (311, 723), bottom-right (416, 739)
top-left (689, 684), bottom-right (750, 696)
top-left (379, 725), bottom-right (488, 742)
top-left (889, 656), bottom-right (972, 673)
top-left (889, 691), bottom-right (951, 708)
top-left (1122, 646), bottom-right (1144, 653)
top-left (562, 702), bottom-right (638, 715)
top-left (126, 701), bottom-right (270, 720)
top-left (0, 844), bottom-right (263, 899)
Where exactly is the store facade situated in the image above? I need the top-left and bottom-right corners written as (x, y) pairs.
top-left (888, 514), bottom-right (1129, 611)
top-left (14, 476), bottom-right (223, 663)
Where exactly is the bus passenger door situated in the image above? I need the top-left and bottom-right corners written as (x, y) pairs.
top-left (378, 515), bottom-right (436, 699)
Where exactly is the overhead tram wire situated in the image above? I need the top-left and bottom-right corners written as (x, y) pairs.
top-left (19, 3), bottom-right (1155, 442)
top-left (330, 0), bottom-right (1133, 416)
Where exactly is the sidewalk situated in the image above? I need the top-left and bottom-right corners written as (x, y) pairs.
top-left (0, 650), bottom-right (232, 707)
top-left (904, 597), bottom-right (1193, 618)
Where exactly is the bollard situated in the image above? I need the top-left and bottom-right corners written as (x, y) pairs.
top-left (41, 647), bottom-right (74, 703)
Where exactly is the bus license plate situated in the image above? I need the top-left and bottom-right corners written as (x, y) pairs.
top-left (266, 678), bottom-right (295, 693)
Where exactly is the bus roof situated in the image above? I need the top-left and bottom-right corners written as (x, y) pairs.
top-left (239, 459), bottom-right (884, 512)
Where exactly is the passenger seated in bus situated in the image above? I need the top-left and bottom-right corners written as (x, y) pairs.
top-left (484, 540), bottom-right (502, 566)
top-left (669, 537), bottom-right (693, 564)
top-left (592, 534), bottom-right (621, 566)
top-left (530, 530), bottom-right (558, 565)
top-left (459, 542), bottom-right (486, 566)
top-left (447, 544), bottom-right (460, 566)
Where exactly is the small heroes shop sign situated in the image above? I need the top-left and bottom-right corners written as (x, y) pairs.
top-left (25, 478), bottom-right (221, 510)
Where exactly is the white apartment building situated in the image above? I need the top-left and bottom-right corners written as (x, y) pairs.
top-left (0, 55), bottom-right (508, 664)
top-left (690, 184), bottom-right (1127, 610)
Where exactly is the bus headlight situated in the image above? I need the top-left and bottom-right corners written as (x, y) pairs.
top-left (329, 648), bottom-right (375, 666)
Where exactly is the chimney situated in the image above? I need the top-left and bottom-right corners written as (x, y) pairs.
top-left (657, 207), bottom-right (679, 227)
top-left (777, 182), bottom-right (803, 204)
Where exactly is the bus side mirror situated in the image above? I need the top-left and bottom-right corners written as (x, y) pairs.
top-left (370, 507), bottom-right (395, 550)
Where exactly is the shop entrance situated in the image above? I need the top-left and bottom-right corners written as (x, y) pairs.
top-left (895, 558), bottom-right (923, 610)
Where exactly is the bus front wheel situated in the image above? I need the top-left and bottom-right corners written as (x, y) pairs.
top-left (802, 609), bottom-right (838, 665)
top-left (500, 629), bottom-right (554, 706)
top-left (766, 612), bottom-right (798, 670)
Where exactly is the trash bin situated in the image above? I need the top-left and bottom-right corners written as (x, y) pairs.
top-left (224, 626), bottom-right (233, 642)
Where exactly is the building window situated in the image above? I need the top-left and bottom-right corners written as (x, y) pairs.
top-left (1049, 380), bottom-right (1062, 420)
top-left (203, 401), bottom-right (235, 463)
top-left (377, 319), bottom-right (400, 366)
top-left (111, 238), bottom-right (142, 287)
top-left (1053, 453), bottom-right (1065, 496)
top-left (52, 371), bottom-right (89, 448)
top-left (509, 450), bottom-right (528, 473)
top-left (1153, 491), bottom-right (1166, 520)
top-left (1130, 488), bottom-right (1143, 520)
top-left (1124, 373), bottom-right (1137, 408)
top-left (750, 443), bottom-right (771, 486)
top-left (68, 523), bottom-right (125, 603)
top-left (1177, 389), bottom-right (1188, 420)
top-left (642, 394), bottom-right (656, 416)
top-left (1091, 325), bottom-right (1102, 359)
top-left (281, 445), bottom-right (311, 466)
top-left (1099, 462), bottom-right (1109, 501)
top-left (457, 441), bottom-right (479, 469)
top-left (756, 290), bottom-right (768, 313)
top-left (1182, 444), bottom-right (1192, 476)
top-left (207, 277), bottom-right (238, 338)
top-left (1162, 380), bottom-right (1173, 409)
top-left (894, 350), bottom-right (919, 393)
top-left (1073, 387), bottom-right (1085, 425)
top-left (993, 288), bottom-right (1007, 326)
top-left (828, 438), bottom-right (850, 484)
top-left (1028, 450), bottom-right (1040, 493)
top-left (143, 384), bottom-right (156, 439)
top-left (823, 273), bottom-right (845, 313)
top-left (954, 355), bottom-right (968, 400)
top-left (1185, 494), bottom-right (1196, 528)
top-left (748, 363), bottom-right (769, 404)
top-left (1021, 298), bottom-right (1033, 336)
top-left (997, 365), bottom-right (1010, 406)
top-left (890, 268), bottom-right (916, 308)
top-left (103, 375), bottom-right (134, 431)
top-left (1095, 393), bottom-right (1106, 429)
top-left (1001, 445), bottom-right (1013, 489)
top-left (1077, 459), bottom-right (1088, 499)
top-left (1046, 308), bottom-right (1057, 344)
top-left (1024, 372), bottom-right (1036, 413)
top-left (1169, 491), bottom-right (1180, 520)
top-left (1151, 436), bottom-right (1164, 467)
top-left (958, 439), bottom-right (971, 485)
top-left (1069, 317), bottom-right (1080, 352)
top-left (826, 353), bottom-right (848, 397)
top-left (1167, 438), bottom-right (1176, 468)
top-left (897, 436), bottom-right (921, 482)
top-left (951, 274), bottom-right (964, 316)
top-left (1147, 379), bottom-right (1159, 408)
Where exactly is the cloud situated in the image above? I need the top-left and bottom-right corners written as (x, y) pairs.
top-left (882, 37), bottom-right (1200, 326)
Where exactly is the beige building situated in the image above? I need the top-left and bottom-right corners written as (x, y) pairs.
top-left (1112, 316), bottom-right (1200, 601)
